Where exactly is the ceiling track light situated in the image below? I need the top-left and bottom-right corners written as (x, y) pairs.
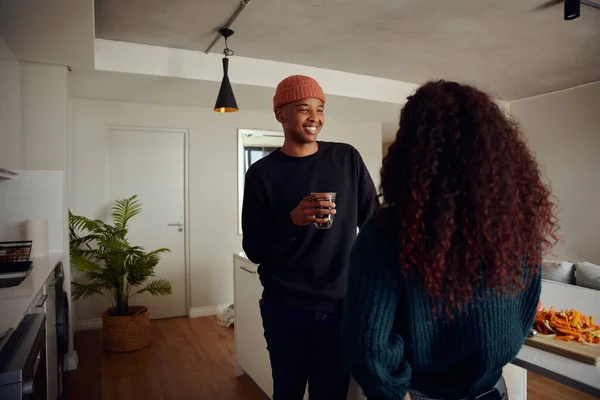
top-left (204, 0), bottom-right (251, 54)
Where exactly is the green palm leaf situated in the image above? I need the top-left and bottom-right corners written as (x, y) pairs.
top-left (72, 281), bottom-right (112, 303)
top-left (112, 195), bottom-right (142, 231)
top-left (71, 248), bottom-right (105, 262)
top-left (70, 234), bottom-right (102, 250)
top-left (132, 279), bottom-right (172, 297)
top-left (146, 248), bottom-right (170, 257)
top-left (69, 212), bottom-right (102, 233)
top-left (70, 253), bottom-right (102, 273)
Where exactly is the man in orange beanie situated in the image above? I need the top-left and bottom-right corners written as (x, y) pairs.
top-left (241, 75), bottom-right (378, 399)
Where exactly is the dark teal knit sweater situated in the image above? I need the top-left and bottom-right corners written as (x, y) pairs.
top-left (342, 217), bottom-right (541, 399)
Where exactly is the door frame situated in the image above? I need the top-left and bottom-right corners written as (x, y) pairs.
top-left (106, 125), bottom-right (191, 315)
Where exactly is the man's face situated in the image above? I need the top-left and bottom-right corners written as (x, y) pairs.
top-left (275, 98), bottom-right (325, 144)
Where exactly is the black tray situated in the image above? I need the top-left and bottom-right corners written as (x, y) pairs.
top-left (0, 277), bottom-right (27, 289)
top-left (0, 261), bottom-right (33, 274)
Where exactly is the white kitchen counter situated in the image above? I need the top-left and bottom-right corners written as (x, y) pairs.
top-left (0, 252), bottom-right (63, 336)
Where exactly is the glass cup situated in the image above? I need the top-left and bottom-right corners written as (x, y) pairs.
top-left (311, 192), bottom-right (336, 230)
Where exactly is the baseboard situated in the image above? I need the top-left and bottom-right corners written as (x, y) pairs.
top-left (76, 306), bottom-right (230, 326)
top-left (75, 318), bottom-right (102, 331)
top-left (64, 351), bottom-right (79, 371)
top-left (188, 304), bottom-right (229, 318)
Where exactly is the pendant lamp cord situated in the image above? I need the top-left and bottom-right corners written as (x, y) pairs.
top-left (223, 37), bottom-right (234, 58)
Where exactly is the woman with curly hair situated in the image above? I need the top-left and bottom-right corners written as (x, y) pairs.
top-left (342, 81), bottom-right (557, 400)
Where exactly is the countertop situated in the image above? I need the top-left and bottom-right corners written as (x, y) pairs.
top-left (234, 252), bottom-right (258, 273)
top-left (0, 252), bottom-right (63, 335)
top-left (234, 252), bottom-right (251, 262)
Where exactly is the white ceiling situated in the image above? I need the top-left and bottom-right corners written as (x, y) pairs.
top-left (94, 0), bottom-right (600, 101)
top-left (68, 69), bottom-right (401, 139)
top-left (0, 0), bottom-right (95, 68)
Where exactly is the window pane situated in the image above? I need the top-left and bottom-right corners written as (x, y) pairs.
top-left (244, 147), bottom-right (278, 171)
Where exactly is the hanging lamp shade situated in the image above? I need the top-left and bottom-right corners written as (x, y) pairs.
top-left (564, 0), bottom-right (580, 19)
top-left (214, 57), bottom-right (238, 113)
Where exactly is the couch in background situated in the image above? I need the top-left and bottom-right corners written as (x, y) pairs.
top-left (542, 260), bottom-right (600, 291)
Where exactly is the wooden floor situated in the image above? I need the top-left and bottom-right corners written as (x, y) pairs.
top-left (65, 316), bottom-right (595, 400)
top-left (65, 317), bottom-right (267, 400)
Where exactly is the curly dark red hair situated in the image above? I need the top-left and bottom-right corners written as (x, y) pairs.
top-left (379, 80), bottom-right (558, 314)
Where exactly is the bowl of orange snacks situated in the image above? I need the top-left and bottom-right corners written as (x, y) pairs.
top-left (534, 307), bottom-right (600, 346)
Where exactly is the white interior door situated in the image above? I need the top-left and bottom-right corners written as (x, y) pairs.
top-left (107, 127), bottom-right (186, 319)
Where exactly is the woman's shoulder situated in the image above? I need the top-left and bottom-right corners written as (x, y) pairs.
top-left (356, 211), bottom-right (398, 258)
top-left (362, 207), bottom-right (397, 235)
top-left (357, 214), bottom-right (382, 241)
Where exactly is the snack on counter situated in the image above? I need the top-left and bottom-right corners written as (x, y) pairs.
top-left (534, 307), bottom-right (600, 344)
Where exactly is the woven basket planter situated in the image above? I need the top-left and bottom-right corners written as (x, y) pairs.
top-left (102, 306), bottom-right (150, 352)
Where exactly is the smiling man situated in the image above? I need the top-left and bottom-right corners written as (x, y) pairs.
top-left (241, 75), bottom-right (378, 400)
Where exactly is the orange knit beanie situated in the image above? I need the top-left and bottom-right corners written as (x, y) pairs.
top-left (273, 75), bottom-right (326, 109)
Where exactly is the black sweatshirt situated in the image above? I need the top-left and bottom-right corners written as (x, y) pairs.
top-left (242, 141), bottom-right (378, 313)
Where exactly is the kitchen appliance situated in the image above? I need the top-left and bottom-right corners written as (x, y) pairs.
top-left (54, 263), bottom-right (68, 398)
top-left (0, 313), bottom-right (47, 399)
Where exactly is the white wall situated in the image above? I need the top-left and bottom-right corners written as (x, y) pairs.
top-left (382, 142), bottom-right (392, 159)
top-left (20, 62), bottom-right (69, 170)
top-left (511, 82), bottom-right (600, 263)
top-left (69, 98), bottom-right (382, 322)
top-left (0, 35), bottom-right (21, 170)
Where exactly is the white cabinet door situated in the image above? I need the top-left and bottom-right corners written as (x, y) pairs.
top-left (234, 256), bottom-right (274, 398)
top-left (0, 55), bottom-right (21, 171)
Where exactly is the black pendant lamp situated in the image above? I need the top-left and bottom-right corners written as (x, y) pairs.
top-left (564, 0), bottom-right (580, 19)
top-left (214, 28), bottom-right (238, 113)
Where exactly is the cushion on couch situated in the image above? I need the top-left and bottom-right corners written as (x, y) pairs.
top-left (575, 262), bottom-right (600, 291)
top-left (541, 260), bottom-right (576, 284)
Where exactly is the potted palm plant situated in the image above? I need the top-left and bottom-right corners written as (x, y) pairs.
top-left (69, 195), bottom-right (172, 352)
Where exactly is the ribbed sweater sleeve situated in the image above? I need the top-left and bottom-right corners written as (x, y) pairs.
top-left (520, 265), bottom-right (542, 338)
top-left (342, 218), bottom-right (411, 400)
top-left (241, 167), bottom-right (299, 264)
